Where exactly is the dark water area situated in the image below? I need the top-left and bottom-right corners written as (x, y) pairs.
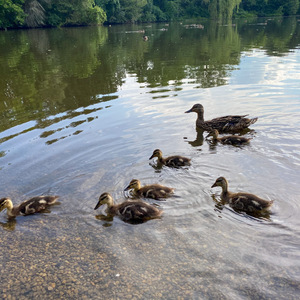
top-left (0, 17), bottom-right (300, 299)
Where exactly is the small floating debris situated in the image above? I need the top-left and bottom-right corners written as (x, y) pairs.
top-left (125, 30), bottom-right (145, 34)
top-left (184, 24), bottom-right (204, 29)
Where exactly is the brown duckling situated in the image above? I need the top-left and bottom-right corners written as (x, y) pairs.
top-left (185, 103), bottom-right (258, 133)
top-left (124, 179), bottom-right (174, 200)
top-left (149, 149), bottom-right (191, 167)
top-left (94, 193), bottom-right (162, 224)
top-left (211, 177), bottom-right (273, 214)
top-left (0, 196), bottom-right (59, 218)
top-left (206, 129), bottom-right (251, 145)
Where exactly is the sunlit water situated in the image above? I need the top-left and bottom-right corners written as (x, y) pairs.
top-left (0, 18), bottom-right (300, 299)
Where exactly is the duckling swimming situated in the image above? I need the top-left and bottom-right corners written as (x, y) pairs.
top-left (185, 104), bottom-right (257, 133)
top-left (206, 129), bottom-right (251, 145)
top-left (149, 149), bottom-right (191, 168)
top-left (124, 179), bottom-right (174, 200)
top-left (94, 193), bottom-right (162, 224)
top-left (0, 196), bottom-right (59, 218)
top-left (211, 177), bottom-right (273, 214)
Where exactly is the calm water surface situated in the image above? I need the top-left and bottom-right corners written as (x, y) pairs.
top-left (0, 18), bottom-right (300, 299)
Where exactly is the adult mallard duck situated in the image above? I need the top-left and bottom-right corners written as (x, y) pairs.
top-left (185, 103), bottom-right (258, 133)
top-left (94, 192), bottom-right (162, 224)
top-left (206, 129), bottom-right (251, 145)
top-left (211, 177), bottom-right (273, 214)
top-left (149, 149), bottom-right (191, 167)
top-left (124, 179), bottom-right (174, 200)
top-left (0, 196), bottom-right (59, 218)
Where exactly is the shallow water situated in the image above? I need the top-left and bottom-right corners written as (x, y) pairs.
top-left (0, 18), bottom-right (300, 299)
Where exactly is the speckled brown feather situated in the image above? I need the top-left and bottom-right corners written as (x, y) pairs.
top-left (94, 193), bottom-right (162, 224)
top-left (211, 177), bottom-right (273, 214)
top-left (186, 104), bottom-right (257, 133)
top-left (0, 195), bottom-right (59, 218)
top-left (149, 149), bottom-right (191, 168)
top-left (137, 184), bottom-right (174, 200)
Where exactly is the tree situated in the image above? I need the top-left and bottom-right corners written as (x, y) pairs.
top-left (0, 0), bottom-right (25, 29)
top-left (46, 0), bottom-right (106, 27)
top-left (24, 0), bottom-right (50, 27)
top-left (283, 0), bottom-right (299, 15)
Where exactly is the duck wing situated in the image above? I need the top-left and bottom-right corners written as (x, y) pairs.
top-left (140, 185), bottom-right (174, 200)
top-left (230, 193), bottom-right (273, 212)
top-left (165, 156), bottom-right (190, 167)
top-left (208, 115), bottom-right (257, 133)
top-left (17, 196), bottom-right (58, 215)
top-left (117, 201), bottom-right (161, 223)
top-left (219, 135), bottom-right (250, 145)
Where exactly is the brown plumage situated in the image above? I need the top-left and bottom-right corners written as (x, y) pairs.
top-left (149, 149), bottom-right (191, 168)
top-left (206, 129), bottom-right (251, 145)
top-left (211, 177), bottom-right (273, 214)
top-left (0, 196), bottom-right (59, 218)
top-left (124, 179), bottom-right (174, 200)
top-left (185, 103), bottom-right (258, 133)
top-left (94, 193), bottom-right (162, 224)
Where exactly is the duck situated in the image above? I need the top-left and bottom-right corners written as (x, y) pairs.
top-left (211, 177), bottom-right (273, 214)
top-left (94, 192), bottom-right (162, 224)
top-left (149, 149), bottom-right (191, 168)
top-left (124, 179), bottom-right (174, 200)
top-left (206, 129), bottom-right (251, 145)
top-left (185, 103), bottom-right (258, 133)
top-left (0, 195), bottom-right (59, 218)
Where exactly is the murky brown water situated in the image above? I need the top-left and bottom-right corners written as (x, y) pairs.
top-left (0, 17), bottom-right (300, 299)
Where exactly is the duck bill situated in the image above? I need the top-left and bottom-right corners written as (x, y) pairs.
top-left (94, 201), bottom-right (103, 210)
top-left (149, 155), bottom-right (154, 160)
top-left (185, 108), bottom-right (193, 113)
top-left (211, 182), bottom-right (217, 188)
top-left (124, 185), bottom-right (130, 191)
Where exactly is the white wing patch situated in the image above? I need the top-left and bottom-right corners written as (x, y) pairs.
top-left (251, 200), bottom-right (260, 207)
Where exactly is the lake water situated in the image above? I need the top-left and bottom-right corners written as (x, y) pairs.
top-left (0, 17), bottom-right (300, 299)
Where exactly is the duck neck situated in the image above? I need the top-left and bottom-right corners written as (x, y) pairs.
top-left (221, 181), bottom-right (229, 199)
top-left (106, 197), bottom-right (114, 208)
top-left (158, 156), bottom-right (165, 164)
top-left (6, 200), bottom-right (15, 217)
top-left (196, 110), bottom-right (204, 122)
top-left (105, 198), bottom-right (116, 215)
top-left (134, 182), bottom-right (142, 191)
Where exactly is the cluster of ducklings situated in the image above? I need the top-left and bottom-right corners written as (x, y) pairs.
top-left (0, 103), bottom-right (273, 224)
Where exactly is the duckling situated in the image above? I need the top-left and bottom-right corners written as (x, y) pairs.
top-left (185, 104), bottom-right (257, 133)
top-left (149, 149), bottom-right (191, 168)
top-left (0, 196), bottom-right (59, 218)
top-left (206, 129), bottom-right (251, 145)
top-left (211, 177), bottom-right (273, 214)
top-left (94, 193), bottom-right (162, 224)
top-left (124, 179), bottom-right (174, 200)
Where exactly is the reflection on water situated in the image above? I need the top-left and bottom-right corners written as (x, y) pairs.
top-left (0, 17), bottom-right (300, 299)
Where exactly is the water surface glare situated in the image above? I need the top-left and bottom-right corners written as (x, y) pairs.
top-left (0, 18), bottom-right (300, 299)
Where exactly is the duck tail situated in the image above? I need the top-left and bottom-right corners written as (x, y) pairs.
top-left (249, 117), bottom-right (258, 125)
top-left (45, 195), bottom-right (59, 205)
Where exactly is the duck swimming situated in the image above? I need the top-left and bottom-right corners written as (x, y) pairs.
top-left (94, 192), bottom-right (162, 224)
top-left (124, 179), bottom-right (174, 200)
top-left (206, 129), bottom-right (251, 145)
top-left (0, 196), bottom-right (59, 218)
top-left (149, 149), bottom-right (191, 168)
top-left (185, 104), bottom-right (257, 133)
top-left (211, 177), bottom-right (273, 214)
